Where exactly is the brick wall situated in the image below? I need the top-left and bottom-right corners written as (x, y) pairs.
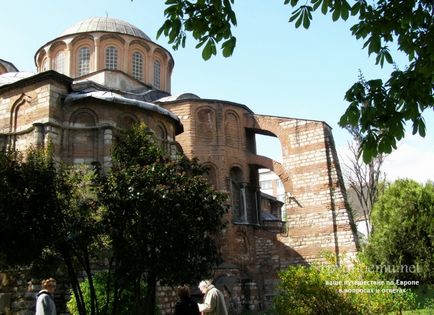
top-left (163, 100), bottom-right (358, 309)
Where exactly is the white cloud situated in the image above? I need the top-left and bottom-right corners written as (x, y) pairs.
top-left (338, 134), bottom-right (434, 184)
top-left (382, 135), bottom-right (434, 183)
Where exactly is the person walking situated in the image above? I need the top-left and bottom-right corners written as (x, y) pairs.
top-left (174, 284), bottom-right (200, 315)
top-left (35, 278), bottom-right (57, 315)
top-left (197, 280), bottom-right (228, 315)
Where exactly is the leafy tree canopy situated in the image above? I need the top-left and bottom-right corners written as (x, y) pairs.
top-left (158, 0), bottom-right (433, 162)
top-left (0, 146), bottom-right (105, 315)
top-left (364, 179), bottom-right (434, 283)
top-left (99, 123), bottom-right (228, 314)
top-left (0, 148), bottom-right (58, 267)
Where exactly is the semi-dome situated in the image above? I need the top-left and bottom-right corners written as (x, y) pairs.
top-left (59, 17), bottom-right (151, 41)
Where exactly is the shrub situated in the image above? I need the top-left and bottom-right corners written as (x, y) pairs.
top-left (271, 254), bottom-right (416, 315)
top-left (67, 271), bottom-right (146, 315)
top-left (364, 179), bottom-right (434, 283)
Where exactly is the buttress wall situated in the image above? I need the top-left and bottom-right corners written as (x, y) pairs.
top-left (252, 115), bottom-right (358, 265)
top-left (161, 99), bottom-right (358, 308)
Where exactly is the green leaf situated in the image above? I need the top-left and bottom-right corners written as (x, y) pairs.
top-left (419, 123), bottom-right (426, 137)
top-left (196, 39), bottom-right (207, 49)
top-left (156, 26), bottom-right (165, 40)
top-left (295, 14), bottom-right (303, 28)
top-left (212, 0), bottom-right (221, 11)
top-left (312, 0), bottom-right (322, 11)
top-left (168, 19), bottom-right (182, 42)
top-left (378, 137), bottom-right (393, 154)
top-left (332, 6), bottom-right (341, 21)
top-left (321, 0), bottom-right (329, 14)
top-left (339, 103), bottom-right (361, 127)
top-left (348, 104), bottom-right (361, 126)
top-left (351, 1), bottom-right (360, 16)
top-left (289, 7), bottom-right (302, 23)
top-left (302, 7), bottom-right (312, 29)
top-left (367, 36), bottom-right (381, 55)
top-left (384, 51), bottom-right (393, 64)
top-left (376, 52), bottom-right (384, 67)
top-left (341, 3), bottom-right (349, 20)
top-left (222, 36), bottom-right (236, 57)
top-left (202, 39), bottom-right (213, 60)
top-left (361, 135), bottom-right (378, 163)
top-left (303, 15), bottom-right (310, 29)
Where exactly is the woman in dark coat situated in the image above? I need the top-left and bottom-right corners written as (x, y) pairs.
top-left (174, 285), bottom-right (200, 315)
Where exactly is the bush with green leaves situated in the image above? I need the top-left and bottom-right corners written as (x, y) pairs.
top-left (67, 271), bottom-right (146, 315)
top-left (271, 254), bottom-right (416, 315)
top-left (364, 179), bottom-right (434, 283)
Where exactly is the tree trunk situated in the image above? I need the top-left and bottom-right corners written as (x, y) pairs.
top-left (144, 272), bottom-right (157, 315)
top-left (83, 248), bottom-right (98, 315)
top-left (62, 249), bottom-right (87, 315)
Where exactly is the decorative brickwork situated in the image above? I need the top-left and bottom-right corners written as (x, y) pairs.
top-left (0, 17), bottom-right (358, 314)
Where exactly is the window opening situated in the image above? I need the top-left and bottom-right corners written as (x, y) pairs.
top-left (54, 51), bottom-right (65, 74)
top-left (78, 47), bottom-right (90, 76)
top-left (105, 46), bottom-right (118, 70)
top-left (132, 52), bottom-right (143, 80)
top-left (153, 60), bottom-right (161, 89)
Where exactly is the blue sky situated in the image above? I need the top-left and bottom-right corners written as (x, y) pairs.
top-left (1, 0), bottom-right (433, 182)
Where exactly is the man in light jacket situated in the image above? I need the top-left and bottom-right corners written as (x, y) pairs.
top-left (35, 278), bottom-right (57, 315)
top-left (198, 280), bottom-right (228, 315)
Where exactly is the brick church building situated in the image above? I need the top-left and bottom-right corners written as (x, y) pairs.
top-left (0, 17), bottom-right (358, 313)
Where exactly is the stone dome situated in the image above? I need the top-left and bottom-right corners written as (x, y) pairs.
top-left (35, 17), bottom-right (174, 93)
top-left (59, 17), bottom-right (151, 41)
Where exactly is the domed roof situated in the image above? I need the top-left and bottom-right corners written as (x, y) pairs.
top-left (59, 17), bottom-right (151, 41)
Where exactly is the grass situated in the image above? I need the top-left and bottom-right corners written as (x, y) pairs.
top-left (402, 310), bottom-right (433, 315)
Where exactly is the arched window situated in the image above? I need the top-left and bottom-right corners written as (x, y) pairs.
top-left (132, 52), bottom-right (143, 80)
top-left (78, 47), bottom-right (90, 76)
top-left (54, 51), bottom-right (65, 74)
top-left (155, 124), bottom-right (169, 152)
top-left (105, 46), bottom-right (118, 70)
top-left (42, 58), bottom-right (48, 72)
top-left (197, 108), bottom-right (216, 142)
top-left (204, 164), bottom-right (218, 189)
top-left (230, 167), bottom-right (246, 223)
top-left (156, 125), bottom-right (166, 140)
top-left (153, 60), bottom-right (161, 89)
top-left (225, 111), bottom-right (240, 148)
top-left (71, 111), bottom-right (96, 127)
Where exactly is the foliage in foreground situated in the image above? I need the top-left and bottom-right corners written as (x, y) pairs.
top-left (98, 123), bottom-right (228, 314)
top-left (0, 146), bottom-right (103, 315)
top-left (158, 0), bottom-right (434, 163)
top-left (1, 124), bottom-right (229, 315)
top-left (67, 271), bottom-right (145, 315)
top-left (364, 179), bottom-right (434, 283)
top-left (271, 254), bottom-right (416, 315)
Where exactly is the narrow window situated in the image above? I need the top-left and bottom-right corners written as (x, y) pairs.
top-left (105, 46), bottom-right (118, 70)
top-left (156, 124), bottom-right (168, 151)
top-left (41, 58), bottom-right (48, 72)
top-left (54, 51), bottom-right (65, 74)
top-left (230, 167), bottom-right (247, 223)
top-left (153, 60), bottom-right (161, 89)
top-left (78, 47), bottom-right (90, 76)
top-left (132, 52), bottom-right (143, 80)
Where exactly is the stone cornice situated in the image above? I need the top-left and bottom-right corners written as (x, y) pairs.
top-left (0, 71), bottom-right (72, 94)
